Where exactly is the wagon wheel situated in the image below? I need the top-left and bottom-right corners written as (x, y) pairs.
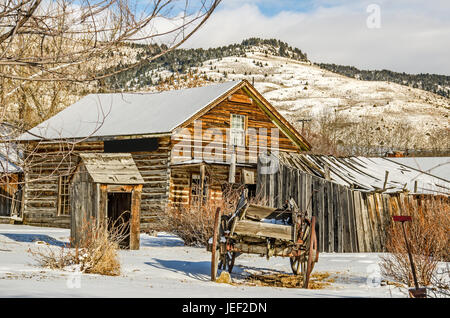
top-left (289, 217), bottom-right (311, 275)
top-left (211, 207), bottom-right (222, 281)
top-left (303, 216), bottom-right (319, 289)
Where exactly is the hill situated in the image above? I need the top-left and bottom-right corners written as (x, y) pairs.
top-left (101, 39), bottom-right (449, 156)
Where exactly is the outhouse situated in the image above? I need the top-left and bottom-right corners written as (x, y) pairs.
top-left (70, 153), bottom-right (144, 250)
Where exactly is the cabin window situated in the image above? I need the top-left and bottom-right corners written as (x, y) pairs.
top-left (57, 175), bottom-right (71, 216)
top-left (230, 114), bottom-right (245, 146)
top-left (190, 173), bottom-right (208, 205)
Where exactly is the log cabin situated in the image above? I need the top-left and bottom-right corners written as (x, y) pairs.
top-left (17, 80), bottom-right (311, 230)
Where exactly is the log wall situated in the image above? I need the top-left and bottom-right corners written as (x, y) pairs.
top-left (22, 138), bottom-right (170, 229)
top-left (169, 163), bottom-right (255, 208)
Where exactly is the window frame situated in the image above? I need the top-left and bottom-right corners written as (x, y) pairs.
top-left (229, 113), bottom-right (246, 147)
top-left (57, 175), bottom-right (71, 216)
top-left (190, 173), bottom-right (209, 206)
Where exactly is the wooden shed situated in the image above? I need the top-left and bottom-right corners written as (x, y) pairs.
top-left (70, 153), bottom-right (144, 250)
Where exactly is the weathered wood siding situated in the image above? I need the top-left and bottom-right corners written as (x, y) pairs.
top-left (22, 141), bottom-right (103, 228)
top-left (172, 88), bottom-right (299, 165)
top-left (70, 164), bottom-right (99, 243)
top-left (131, 136), bottom-right (171, 229)
top-left (23, 138), bottom-right (170, 229)
top-left (257, 160), bottom-right (446, 253)
top-left (169, 163), bottom-right (255, 207)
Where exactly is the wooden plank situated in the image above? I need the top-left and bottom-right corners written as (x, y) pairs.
top-left (245, 204), bottom-right (277, 220)
top-left (232, 242), bottom-right (292, 257)
top-left (332, 183), bottom-right (340, 252)
top-left (268, 165), bottom-right (275, 208)
top-left (374, 194), bottom-right (384, 251)
top-left (234, 220), bottom-right (293, 241)
top-left (277, 164), bottom-right (283, 208)
top-left (130, 185), bottom-right (142, 250)
top-left (326, 181), bottom-right (334, 253)
top-left (353, 191), bottom-right (366, 252)
top-left (338, 185), bottom-right (347, 252)
top-left (348, 189), bottom-right (357, 252)
top-left (366, 194), bottom-right (380, 252)
top-left (318, 178), bottom-right (325, 253)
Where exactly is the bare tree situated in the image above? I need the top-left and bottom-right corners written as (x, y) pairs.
top-left (0, 0), bottom-right (221, 219)
top-left (0, 0), bottom-right (221, 124)
top-left (0, 0), bottom-right (221, 82)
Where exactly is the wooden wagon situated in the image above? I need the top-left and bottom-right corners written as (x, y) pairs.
top-left (207, 191), bottom-right (319, 288)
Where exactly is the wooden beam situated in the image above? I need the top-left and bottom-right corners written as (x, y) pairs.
top-left (234, 219), bottom-right (293, 241)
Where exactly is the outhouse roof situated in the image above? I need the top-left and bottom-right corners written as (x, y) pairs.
top-left (78, 153), bottom-right (144, 185)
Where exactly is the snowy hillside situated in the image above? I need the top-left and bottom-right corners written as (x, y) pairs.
top-left (9, 39), bottom-right (447, 154)
top-left (191, 51), bottom-right (448, 136)
top-left (135, 46), bottom-right (446, 155)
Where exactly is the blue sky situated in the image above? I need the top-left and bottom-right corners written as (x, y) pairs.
top-left (242, 0), bottom-right (318, 16)
top-left (181, 0), bottom-right (450, 75)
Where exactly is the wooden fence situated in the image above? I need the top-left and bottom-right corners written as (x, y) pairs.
top-left (256, 160), bottom-right (445, 253)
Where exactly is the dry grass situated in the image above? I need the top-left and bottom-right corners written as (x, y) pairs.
top-left (29, 214), bottom-right (130, 276)
top-left (244, 271), bottom-right (335, 289)
top-left (380, 196), bottom-right (449, 288)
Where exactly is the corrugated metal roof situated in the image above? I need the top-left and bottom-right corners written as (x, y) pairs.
top-left (385, 157), bottom-right (450, 182)
top-left (19, 81), bottom-right (241, 141)
top-left (78, 153), bottom-right (144, 185)
top-left (276, 153), bottom-right (450, 195)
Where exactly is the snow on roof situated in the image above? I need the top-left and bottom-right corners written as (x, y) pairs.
top-left (0, 156), bottom-right (21, 174)
top-left (277, 153), bottom-right (450, 195)
top-left (0, 125), bottom-right (22, 173)
top-left (19, 81), bottom-right (241, 141)
top-left (384, 157), bottom-right (450, 182)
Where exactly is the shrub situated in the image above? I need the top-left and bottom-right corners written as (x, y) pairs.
top-left (160, 183), bottom-right (265, 246)
top-left (380, 196), bottom-right (449, 290)
top-left (29, 213), bottom-right (129, 276)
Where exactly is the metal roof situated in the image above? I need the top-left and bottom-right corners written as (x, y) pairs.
top-left (19, 81), bottom-right (241, 141)
top-left (77, 153), bottom-right (144, 185)
top-left (385, 157), bottom-right (450, 182)
top-left (276, 153), bottom-right (450, 195)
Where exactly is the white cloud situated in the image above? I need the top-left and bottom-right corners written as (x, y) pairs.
top-left (183, 1), bottom-right (450, 75)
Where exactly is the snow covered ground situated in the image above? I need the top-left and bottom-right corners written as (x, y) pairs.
top-left (0, 224), bottom-right (409, 298)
